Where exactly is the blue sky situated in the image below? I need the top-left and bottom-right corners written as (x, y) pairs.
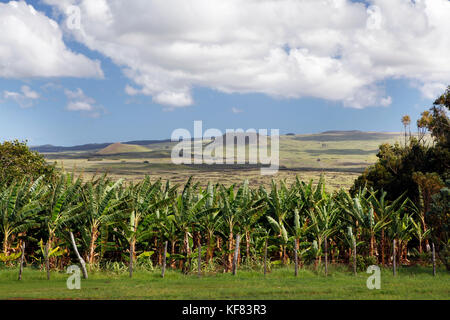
top-left (1, 0), bottom-right (448, 146)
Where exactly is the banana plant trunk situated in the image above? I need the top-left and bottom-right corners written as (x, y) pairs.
top-left (370, 232), bottom-right (375, 257)
top-left (227, 231), bottom-right (234, 272)
top-left (170, 241), bottom-right (176, 268)
top-left (88, 225), bottom-right (98, 265)
top-left (3, 232), bottom-right (9, 255)
top-left (206, 233), bottom-right (214, 263)
top-left (245, 231), bottom-right (251, 262)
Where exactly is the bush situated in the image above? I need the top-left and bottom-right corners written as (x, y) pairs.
top-left (355, 255), bottom-right (378, 272)
top-left (0, 140), bottom-right (54, 184)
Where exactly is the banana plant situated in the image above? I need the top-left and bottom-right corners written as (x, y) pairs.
top-left (390, 212), bottom-right (414, 265)
top-left (368, 189), bottom-right (407, 263)
top-left (289, 207), bottom-right (313, 251)
top-left (170, 178), bottom-right (216, 273)
top-left (263, 180), bottom-right (296, 264)
top-left (40, 173), bottom-right (84, 250)
top-left (122, 177), bottom-right (172, 276)
top-left (198, 183), bottom-right (221, 263)
top-left (219, 181), bottom-right (265, 270)
top-left (81, 176), bottom-right (127, 265)
top-left (340, 190), bottom-right (390, 257)
top-left (0, 177), bottom-right (42, 255)
top-left (410, 216), bottom-right (431, 255)
top-left (308, 197), bottom-right (340, 267)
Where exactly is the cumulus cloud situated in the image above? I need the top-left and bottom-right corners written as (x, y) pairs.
top-left (64, 88), bottom-right (104, 117)
top-left (2, 85), bottom-right (40, 108)
top-left (0, 1), bottom-right (103, 79)
top-left (41, 0), bottom-right (450, 108)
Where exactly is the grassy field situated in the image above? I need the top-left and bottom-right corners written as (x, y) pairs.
top-left (44, 131), bottom-right (408, 190)
top-left (1, 266), bottom-right (448, 300)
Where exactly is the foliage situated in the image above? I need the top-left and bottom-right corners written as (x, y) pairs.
top-left (427, 180), bottom-right (450, 270)
top-left (0, 140), bottom-right (54, 185)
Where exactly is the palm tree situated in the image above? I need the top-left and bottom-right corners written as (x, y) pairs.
top-left (402, 114), bottom-right (411, 145)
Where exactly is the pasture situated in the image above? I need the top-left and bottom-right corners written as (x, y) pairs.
top-left (1, 266), bottom-right (448, 300)
top-left (44, 131), bottom-right (405, 190)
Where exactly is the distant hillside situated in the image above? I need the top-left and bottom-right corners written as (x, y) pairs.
top-left (32, 131), bottom-right (403, 154)
top-left (296, 131), bottom-right (400, 142)
top-left (97, 143), bottom-right (150, 155)
top-left (124, 139), bottom-right (172, 146)
top-left (31, 139), bottom-right (171, 153)
top-left (31, 143), bottom-right (113, 153)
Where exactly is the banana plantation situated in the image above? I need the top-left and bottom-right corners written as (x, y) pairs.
top-left (1, 171), bottom-right (439, 279)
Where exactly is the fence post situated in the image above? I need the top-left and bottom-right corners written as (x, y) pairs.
top-left (432, 242), bottom-right (436, 277)
top-left (198, 242), bottom-right (202, 277)
top-left (353, 238), bottom-right (357, 276)
top-left (232, 234), bottom-right (240, 276)
top-left (18, 243), bottom-right (25, 281)
top-left (264, 238), bottom-right (268, 277)
top-left (162, 241), bottom-right (168, 278)
top-left (324, 236), bottom-right (328, 276)
top-left (393, 239), bottom-right (396, 277)
top-left (45, 242), bottom-right (50, 280)
top-left (294, 239), bottom-right (298, 277)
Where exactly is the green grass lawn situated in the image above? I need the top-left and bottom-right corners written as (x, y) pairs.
top-left (1, 266), bottom-right (448, 300)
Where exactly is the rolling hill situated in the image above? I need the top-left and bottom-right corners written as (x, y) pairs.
top-left (96, 143), bottom-right (151, 155)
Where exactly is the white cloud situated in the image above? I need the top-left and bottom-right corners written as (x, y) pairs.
top-left (2, 85), bottom-right (40, 108)
top-left (66, 101), bottom-right (93, 111)
top-left (0, 1), bottom-right (103, 79)
top-left (39, 0), bottom-right (450, 108)
top-left (231, 107), bottom-right (244, 114)
top-left (416, 82), bottom-right (447, 100)
top-left (64, 88), bottom-right (104, 117)
top-left (380, 96), bottom-right (392, 107)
